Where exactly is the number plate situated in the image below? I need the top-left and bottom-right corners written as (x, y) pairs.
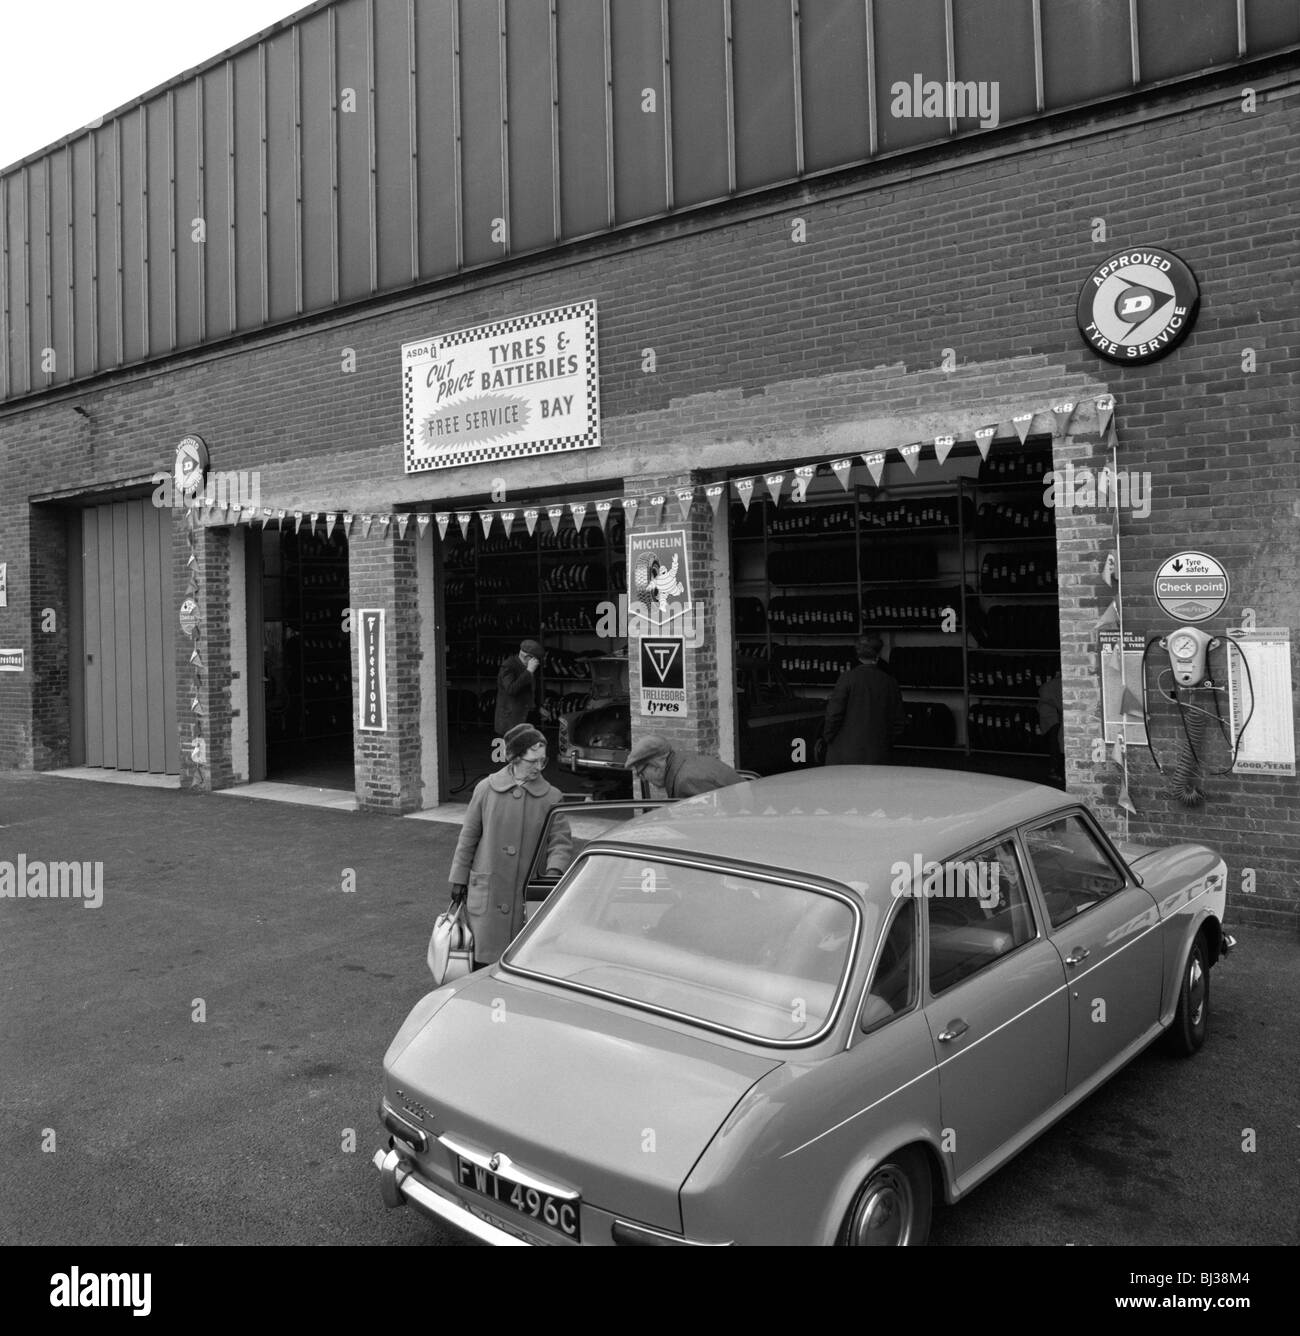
top-left (456, 1156), bottom-right (581, 1241)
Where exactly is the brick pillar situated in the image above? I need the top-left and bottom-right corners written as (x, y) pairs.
top-left (627, 472), bottom-right (724, 763)
top-left (180, 512), bottom-right (237, 792)
top-left (30, 505), bottom-right (71, 768)
top-left (350, 521), bottom-right (424, 812)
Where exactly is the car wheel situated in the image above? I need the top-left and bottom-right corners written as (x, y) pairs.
top-left (841, 1148), bottom-right (932, 1246)
top-left (1165, 932), bottom-right (1210, 1057)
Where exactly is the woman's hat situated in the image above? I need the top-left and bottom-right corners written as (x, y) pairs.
top-left (504, 723), bottom-right (546, 759)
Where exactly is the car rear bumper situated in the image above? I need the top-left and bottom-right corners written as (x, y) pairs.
top-left (373, 1147), bottom-right (533, 1246)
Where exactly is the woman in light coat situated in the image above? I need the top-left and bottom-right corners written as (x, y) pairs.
top-left (448, 724), bottom-right (573, 966)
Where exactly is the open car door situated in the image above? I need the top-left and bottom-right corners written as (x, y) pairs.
top-left (524, 797), bottom-right (673, 919)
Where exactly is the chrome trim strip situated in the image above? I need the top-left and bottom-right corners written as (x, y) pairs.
top-left (613, 1218), bottom-right (732, 1247)
top-left (373, 1149), bottom-right (531, 1246)
top-left (439, 1133), bottom-right (579, 1200)
top-left (932, 981), bottom-right (1069, 1071)
top-left (781, 1061), bottom-right (936, 1158)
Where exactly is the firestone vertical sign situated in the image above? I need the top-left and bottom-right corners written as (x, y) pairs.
top-left (402, 300), bottom-right (599, 473)
top-left (358, 609), bottom-right (387, 732)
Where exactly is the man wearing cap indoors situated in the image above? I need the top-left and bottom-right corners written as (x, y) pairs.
top-left (626, 733), bottom-right (743, 800)
top-left (495, 637), bottom-right (545, 735)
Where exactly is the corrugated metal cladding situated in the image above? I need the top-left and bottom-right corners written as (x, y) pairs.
top-left (1, 0), bottom-right (1295, 403)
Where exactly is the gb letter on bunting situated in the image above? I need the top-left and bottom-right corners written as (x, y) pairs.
top-left (974, 426), bottom-right (997, 460)
top-left (622, 497), bottom-right (638, 529)
top-left (1052, 400), bottom-right (1077, 435)
top-left (862, 452), bottom-right (887, 486)
top-left (734, 477), bottom-right (755, 512)
top-left (595, 500), bottom-right (613, 532)
top-left (764, 473), bottom-right (786, 507)
top-left (704, 483), bottom-right (725, 515)
top-left (649, 494), bottom-right (666, 525)
top-left (791, 465), bottom-right (815, 503)
top-left (897, 442), bottom-right (922, 475)
top-left (934, 435), bottom-right (955, 466)
top-left (831, 458), bottom-right (854, 490)
top-left (547, 505), bottom-right (565, 534)
top-left (435, 513), bottom-right (451, 540)
top-left (395, 514), bottom-right (410, 539)
top-left (480, 511), bottom-right (494, 539)
top-left (675, 488), bottom-right (693, 522)
top-left (569, 501), bottom-right (588, 531)
top-left (523, 507), bottom-right (539, 537)
top-left (1012, 411), bottom-right (1035, 444)
top-left (1095, 394), bottom-right (1116, 437)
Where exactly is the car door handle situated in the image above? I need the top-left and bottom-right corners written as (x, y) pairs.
top-left (1064, 946), bottom-right (1091, 967)
top-left (937, 1019), bottom-right (970, 1043)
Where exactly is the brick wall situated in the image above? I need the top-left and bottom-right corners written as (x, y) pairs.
top-left (0, 68), bottom-right (1296, 923)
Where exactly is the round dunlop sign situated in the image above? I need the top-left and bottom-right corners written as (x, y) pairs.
top-left (1153, 551), bottom-right (1228, 623)
top-left (1077, 247), bottom-right (1199, 365)
top-left (179, 597), bottom-right (200, 638)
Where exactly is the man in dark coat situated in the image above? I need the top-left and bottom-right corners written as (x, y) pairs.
top-left (494, 638), bottom-right (544, 736)
top-left (822, 635), bottom-right (904, 765)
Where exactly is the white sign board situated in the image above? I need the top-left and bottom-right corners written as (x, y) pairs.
top-left (402, 300), bottom-right (599, 473)
top-left (1099, 630), bottom-right (1148, 746)
top-left (1226, 627), bottom-right (1295, 776)
top-left (1153, 551), bottom-right (1229, 623)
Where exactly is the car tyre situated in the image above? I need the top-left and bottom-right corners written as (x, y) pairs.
top-left (841, 1148), bottom-right (932, 1246)
top-left (1164, 932), bottom-right (1209, 1057)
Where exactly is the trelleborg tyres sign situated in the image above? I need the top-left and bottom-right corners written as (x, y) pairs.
top-left (402, 300), bottom-right (599, 473)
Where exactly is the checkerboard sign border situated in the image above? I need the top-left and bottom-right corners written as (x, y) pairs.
top-left (403, 300), bottom-right (600, 474)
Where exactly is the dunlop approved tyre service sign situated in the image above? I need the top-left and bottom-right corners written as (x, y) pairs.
top-left (1077, 247), bottom-right (1200, 364)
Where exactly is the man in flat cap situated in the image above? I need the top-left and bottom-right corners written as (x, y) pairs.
top-left (495, 638), bottom-right (545, 736)
top-left (626, 733), bottom-right (743, 800)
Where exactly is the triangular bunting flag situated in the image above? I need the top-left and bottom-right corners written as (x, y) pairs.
top-left (1051, 400), bottom-right (1077, 436)
top-left (704, 484), bottom-right (725, 515)
top-left (378, 515), bottom-right (391, 536)
top-left (934, 435), bottom-right (955, 466)
top-left (1102, 550), bottom-right (1118, 589)
top-left (675, 488), bottom-right (693, 522)
top-left (189, 648), bottom-right (203, 667)
top-left (308, 513), bottom-right (319, 534)
top-left (260, 509), bottom-right (273, 529)
top-left (1095, 394), bottom-right (1115, 437)
top-left (1118, 782), bottom-right (1138, 815)
top-left (436, 513), bottom-right (451, 541)
top-left (186, 551), bottom-right (198, 568)
top-left (898, 442), bottom-right (922, 475)
top-left (1096, 600), bottom-right (1119, 630)
top-left (570, 502), bottom-right (587, 531)
top-left (325, 513), bottom-right (337, 539)
top-left (276, 509), bottom-right (287, 525)
top-left (241, 508), bottom-right (258, 527)
top-left (863, 452), bottom-right (886, 486)
top-left (1012, 412), bottom-right (1034, 444)
top-left (522, 508), bottom-right (539, 538)
top-left (185, 507), bottom-right (197, 531)
top-left (500, 511), bottom-right (515, 535)
top-left (649, 494), bottom-right (665, 525)
top-left (363, 514), bottom-right (375, 538)
top-left (595, 501), bottom-right (612, 533)
top-left (735, 478), bottom-right (755, 512)
top-left (1120, 685), bottom-right (1143, 717)
top-left (1106, 420), bottom-right (1119, 452)
top-left (342, 513), bottom-right (353, 536)
top-left (792, 465), bottom-right (816, 504)
top-left (1111, 736), bottom-right (1124, 765)
top-left (294, 512), bottom-right (304, 534)
top-left (623, 497), bottom-right (638, 529)
top-left (416, 513), bottom-right (431, 537)
top-left (547, 506), bottom-right (565, 534)
top-left (764, 473), bottom-right (786, 507)
top-left (974, 426), bottom-right (997, 460)
top-left (480, 511), bottom-right (494, 539)
top-left (831, 458), bottom-right (854, 490)
top-left (396, 514), bottom-right (410, 539)
top-left (191, 698), bottom-right (204, 716)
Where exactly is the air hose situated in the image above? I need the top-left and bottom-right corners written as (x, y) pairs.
top-left (1171, 687), bottom-right (1208, 807)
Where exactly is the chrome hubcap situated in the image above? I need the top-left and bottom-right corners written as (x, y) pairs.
top-left (1188, 955), bottom-right (1205, 1027)
top-left (852, 1168), bottom-right (913, 1245)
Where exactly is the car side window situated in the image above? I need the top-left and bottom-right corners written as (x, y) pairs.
top-left (1022, 814), bottom-right (1126, 929)
top-left (860, 898), bottom-right (917, 1034)
top-left (927, 840), bottom-right (1035, 995)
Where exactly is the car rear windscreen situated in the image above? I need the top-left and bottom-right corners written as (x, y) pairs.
top-left (506, 854), bottom-right (862, 1043)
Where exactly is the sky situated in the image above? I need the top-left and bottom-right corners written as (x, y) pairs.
top-left (0, 0), bottom-right (304, 172)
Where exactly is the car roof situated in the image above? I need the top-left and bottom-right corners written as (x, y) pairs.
top-left (601, 766), bottom-right (1072, 900)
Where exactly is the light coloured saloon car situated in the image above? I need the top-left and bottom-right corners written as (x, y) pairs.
top-left (374, 768), bottom-right (1231, 1245)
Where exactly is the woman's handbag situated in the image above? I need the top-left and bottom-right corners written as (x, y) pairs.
top-left (428, 895), bottom-right (475, 984)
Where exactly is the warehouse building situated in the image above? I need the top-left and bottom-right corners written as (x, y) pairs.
top-left (0, 0), bottom-right (1296, 927)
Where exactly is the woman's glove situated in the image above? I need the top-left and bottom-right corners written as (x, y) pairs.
top-left (449, 883), bottom-right (467, 904)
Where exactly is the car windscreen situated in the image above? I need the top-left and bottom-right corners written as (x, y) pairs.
top-left (506, 853), bottom-right (861, 1044)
